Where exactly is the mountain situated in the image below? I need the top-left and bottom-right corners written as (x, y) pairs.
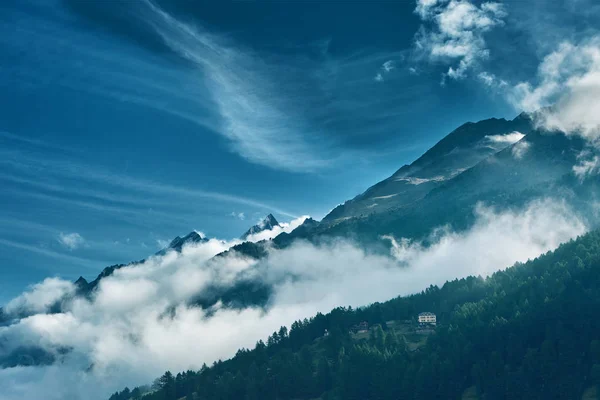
top-left (323, 113), bottom-right (534, 223)
top-left (157, 231), bottom-right (208, 255)
top-left (222, 217), bottom-right (319, 258)
top-left (85, 231), bottom-right (207, 291)
top-left (0, 227), bottom-right (249, 368)
top-left (320, 121), bottom-right (593, 244)
top-left (223, 113), bottom-right (598, 261)
top-left (326, 125), bottom-right (589, 243)
top-left (67, 113), bottom-right (600, 302)
top-left (109, 227), bottom-right (600, 400)
top-left (75, 231), bottom-right (209, 294)
top-left (59, 112), bottom-right (597, 289)
top-left (0, 230), bottom-right (211, 324)
top-left (241, 214), bottom-right (280, 240)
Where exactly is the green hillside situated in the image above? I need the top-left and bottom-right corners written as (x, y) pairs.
top-left (109, 229), bottom-right (600, 400)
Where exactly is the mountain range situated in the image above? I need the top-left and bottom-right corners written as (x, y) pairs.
top-left (8, 111), bottom-right (599, 313)
top-left (4, 111), bottom-right (600, 379)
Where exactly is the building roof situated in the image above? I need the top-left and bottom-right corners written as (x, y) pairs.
top-left (418, 312), bottom-right (436, 317)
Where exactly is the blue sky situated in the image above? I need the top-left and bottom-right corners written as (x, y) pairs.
top-left (2, 0), bottom-right (600, 302)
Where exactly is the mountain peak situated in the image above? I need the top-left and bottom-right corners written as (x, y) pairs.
top-left (74, 276), bottom-right (88, 286)
top-left (263, 214), bottom-right (278, 227)
top-left (166, 231), bottom-right (207, 253)
top-left (322, 114), bottom-right (535, 223)
top-left (241, 214), bottom-right (280, 239)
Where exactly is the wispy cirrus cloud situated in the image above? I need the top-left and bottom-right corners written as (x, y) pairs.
top-left (141, 0), bottom-right (333, 172)
top-left (7, 0), bottom-right (436, 174)
top-left (414, 0), bottom-right (507, 83)
top-left (3, 2), bottom-right (324, 173)
top-left (136, 1), bottom-right (428, 171)
top-left (0, 149), bottom-right (299, 219)
top-left (0, 238), bottom-right (104, 270)
top-left (0, 131), bottom-right (78, 154)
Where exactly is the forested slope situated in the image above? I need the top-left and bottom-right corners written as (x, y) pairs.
top-left (110, 230), bottom-right (600, 400)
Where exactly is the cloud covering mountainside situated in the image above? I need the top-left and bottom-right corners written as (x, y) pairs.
top-left (0, 198), bottom-right (587, 400)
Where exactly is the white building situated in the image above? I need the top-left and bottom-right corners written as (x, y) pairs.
top-left (418, 312), bottom-right (436, 325)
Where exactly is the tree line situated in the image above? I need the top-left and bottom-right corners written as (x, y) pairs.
top-left (110, 230), bottom-right (600, 400)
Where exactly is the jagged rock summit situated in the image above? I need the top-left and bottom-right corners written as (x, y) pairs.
top-left (162, 231), bottom-right (208, 254)
top-left (240, 214), bottom-right (280, 239)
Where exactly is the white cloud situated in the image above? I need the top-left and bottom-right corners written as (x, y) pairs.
top-left (509, 37), bottom-right (600, 142)
top-left (374, 60), bottom-right (395, 82)
top-left (57, 232), bottom-right (85, 250)
top-left (485, 131), bottom-right (525, 144)
top-left (0, 199), bottom-right (586, 400)
top-left (414, 0), bottom-right (507, 82)
top-left (383, 200), bottom-right (582, 275)
top-left (415, 0), bottom-right (440, 19)
top-left (511, 140), bottom-right (530, 159)
top-left (4, 278), bottom-right (75, 316)
top-left (573, 151), bottom-right (600, 178)
top-left (382, 60), bottom-right (395, 72)
top-left (478, 71), bottom-right (507, 88)
top-left (230, 212), bottom-right (246, 221)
